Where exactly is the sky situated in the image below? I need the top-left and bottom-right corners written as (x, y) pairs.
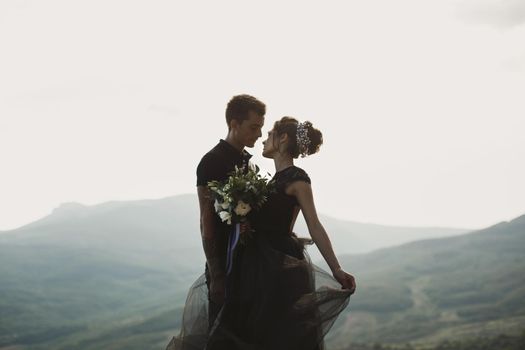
top-left (1, 0), bottom-right (524, 231)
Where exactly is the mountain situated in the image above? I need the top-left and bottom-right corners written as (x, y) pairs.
top-left (0, 194), bottom-right (518, 349)
top-left (326, 214), bottom-right (525, 347)
top-left (294, 214), bottom-right (469, 261)
top-left (0, 193), bottom-right (469, 257)
top-left (0, 195), bottom-right (202, 348)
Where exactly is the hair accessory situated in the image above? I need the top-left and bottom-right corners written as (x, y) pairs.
top-left (296, 122), bottom-right (311, 158)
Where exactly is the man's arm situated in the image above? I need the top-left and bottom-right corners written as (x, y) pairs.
top-left (197, 185), bottom-right (225, 303)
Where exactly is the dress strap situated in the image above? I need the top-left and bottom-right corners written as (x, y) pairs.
top-left (284, 167), bottom-right (311, 185)
top-left (275, 166), bottom-right (311, 193)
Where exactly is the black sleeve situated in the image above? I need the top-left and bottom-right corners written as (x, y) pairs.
top-left (196, 153), bottom-right (222, 187)
top-left (287, 167), bottom-right (312, 185)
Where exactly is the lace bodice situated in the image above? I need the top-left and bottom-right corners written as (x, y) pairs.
top-left (253, 165), bottom-right (311, 237)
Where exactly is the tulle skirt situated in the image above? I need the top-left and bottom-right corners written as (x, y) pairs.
top-left (165, 232), bottom-right (351, 350)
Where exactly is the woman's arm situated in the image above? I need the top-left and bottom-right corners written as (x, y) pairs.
top-left (288, 181), bottom-right (356, 292)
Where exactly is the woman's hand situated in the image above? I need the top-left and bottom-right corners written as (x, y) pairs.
top-left (239, 221), bottom-right (252, 236)
top-left (333, 268), bottom-right (356, 294)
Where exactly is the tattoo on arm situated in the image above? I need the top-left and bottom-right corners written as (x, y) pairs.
top-left (198, 186), bottom-right (224, 278)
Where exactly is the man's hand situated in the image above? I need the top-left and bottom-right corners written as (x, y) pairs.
top-left (333, 268), bottom-right (356, 294)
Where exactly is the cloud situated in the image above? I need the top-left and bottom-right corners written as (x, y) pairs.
top-left (501, 54), bottom-right (525, 71)
top-left (147, 104), bottom-right (180, 118)
top-left (458, 0), bottom-right (525, 28)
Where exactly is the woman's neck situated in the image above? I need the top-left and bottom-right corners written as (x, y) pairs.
top-left (273, 154), bottom-right (294, 173)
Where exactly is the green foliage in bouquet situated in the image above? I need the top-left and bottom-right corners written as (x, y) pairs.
top-left (207, 164), bottom-right (275, 226)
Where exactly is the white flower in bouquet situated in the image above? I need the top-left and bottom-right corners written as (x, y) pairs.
top-left (219, 211), bottom-right (232, 225)
top-left (208, 164), bottom-right (275, 244)
top-left (234, 200), bottom-right (252, 216)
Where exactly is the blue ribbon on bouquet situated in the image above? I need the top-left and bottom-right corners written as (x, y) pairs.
top-left (225, 223), bottom-right (241, 276)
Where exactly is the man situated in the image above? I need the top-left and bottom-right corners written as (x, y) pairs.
top-left (196, 94), bottom-right (265, 330)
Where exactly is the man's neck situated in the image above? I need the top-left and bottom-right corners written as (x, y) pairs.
top-left (224, 135), bottom-right (244, 153)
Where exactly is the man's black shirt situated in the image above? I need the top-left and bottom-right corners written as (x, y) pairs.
top-left (196, 139), bottom-right (253, 187)
top-left (196, 139), bottom-right (253, 243)
top-left (196, 139), bottom-right (254, 326)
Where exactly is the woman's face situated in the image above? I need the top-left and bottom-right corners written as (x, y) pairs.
top-left (262, 129), bottom-right (278, 159)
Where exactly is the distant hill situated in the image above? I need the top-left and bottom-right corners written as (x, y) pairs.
top-left (0, 193), bottom-right (469, 256)
top-left (1, 194), bottom-right (519, 350)
top-left (0, 195), bottom-right (201, 348)
top-left (295, 214), bottom-right (470, 261)
top-left (326, 214), bottom-right (525, 347)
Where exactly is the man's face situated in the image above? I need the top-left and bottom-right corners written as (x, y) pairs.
top-left (233, 111), bottom-right (264, 148)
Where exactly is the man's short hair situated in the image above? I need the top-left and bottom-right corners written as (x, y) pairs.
top-left (225, 94), bottom-right (266, 129)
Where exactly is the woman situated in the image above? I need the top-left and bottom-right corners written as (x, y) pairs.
top-left (167, 117), bottom-right (355, 350)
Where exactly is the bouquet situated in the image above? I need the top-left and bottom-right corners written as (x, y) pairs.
top-left (208, 164), bottom-right (274, 227)
top-left (208, 164), bottom-right (275, 274)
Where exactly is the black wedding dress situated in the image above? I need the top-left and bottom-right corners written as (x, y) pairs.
top-left (166, 166), bottom-right (351, 350)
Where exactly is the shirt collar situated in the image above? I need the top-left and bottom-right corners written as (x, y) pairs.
top-left (219, 139), bottom-right (253, 161)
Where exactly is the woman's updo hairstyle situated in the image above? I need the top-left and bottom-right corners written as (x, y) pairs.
top-left (272, 116), bottom-right (323, 158)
